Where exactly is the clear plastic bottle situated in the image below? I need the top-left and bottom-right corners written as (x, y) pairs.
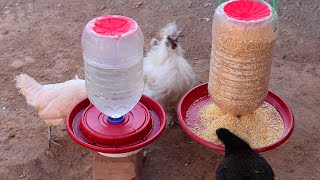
top-left (81, 15), bottom-right (144, 119)
top-left (208, 0), bottom-right (277, 115)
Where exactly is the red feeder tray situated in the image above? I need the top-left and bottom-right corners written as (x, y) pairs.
top-left (177, 83), bottom-right (294, 153)
top-left (67, 95), bottom-right (166, 154)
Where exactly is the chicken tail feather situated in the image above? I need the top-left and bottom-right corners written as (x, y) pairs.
top-left (15, 74), bottom-right (43, 106)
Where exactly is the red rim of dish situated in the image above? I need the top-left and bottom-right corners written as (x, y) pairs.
top-left (177, 83), bottom-right (294, 153)
top-left (66, 95), bottom-right (166, 153)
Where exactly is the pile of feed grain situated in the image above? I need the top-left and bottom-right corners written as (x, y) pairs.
top-left (208, 1), bottom-right (277, 115)
top-left (190, 102), bottom-right (284, 148)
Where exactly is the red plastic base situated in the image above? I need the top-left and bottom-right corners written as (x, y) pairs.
top-left (67, 95), bottom-right (166, 153)
top-left (80, 102), bottom-right (153, 147)
top-left (224, 0), bottom-right (270, 21)
top-left (177, 83), bottom-right (294, 153)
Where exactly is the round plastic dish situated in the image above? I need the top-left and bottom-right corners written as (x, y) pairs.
top-left (67, 95), bottom-right (166, 154)
top-left (177, 83), bottom-right (294, 153)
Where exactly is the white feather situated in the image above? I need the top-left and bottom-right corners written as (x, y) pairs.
top-left (15, 74), bottom-right (87, 126)
top-left (143, 22), bottom-right (197, 120)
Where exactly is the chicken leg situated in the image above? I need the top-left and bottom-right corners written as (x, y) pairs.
top-left (48, 126), bottom-right (62, 148)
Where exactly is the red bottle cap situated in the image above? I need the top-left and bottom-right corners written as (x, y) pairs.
top-left (224, 0), bottom-right (270, 21)
top-left (93, 16), bottom-right (137, 36)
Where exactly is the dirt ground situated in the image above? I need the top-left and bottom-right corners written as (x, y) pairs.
top-left (0, 0), bottom-right (319, 179)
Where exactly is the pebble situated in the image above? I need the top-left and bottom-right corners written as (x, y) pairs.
top-left (57, 4), bottom-right (62, 7)
top-left (2, 106), bottom-right (6, 110)
top-left (203, 3), bottom-right (211, 8)
top-left (80, 151), bottom-right (89, 157)
top-left (202, 17), bottom-right (211, 22)
top-left (9, 133), bottom-right (15, 138)
top-left (143, 150), bottom-right (148, 157)
top-left (45, 150), bottom-right (54, 158)
top-left (10, 60), bottom-right (25, 69)
top-left (2, 30), bottom-right (9, 35)
top-left (135, 2), bottom-right (143, 8)
top-left (99, 6), bottom-right (105, 10)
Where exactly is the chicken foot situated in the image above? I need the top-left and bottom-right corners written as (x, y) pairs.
top-left (48, 127), bottom-right (62, 148)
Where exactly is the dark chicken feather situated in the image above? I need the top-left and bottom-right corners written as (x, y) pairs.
top-left (216, 128), bottom-right (275, 180)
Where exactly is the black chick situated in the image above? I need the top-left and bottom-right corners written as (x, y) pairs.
top-left (216, 128), bottom-right (275, 180)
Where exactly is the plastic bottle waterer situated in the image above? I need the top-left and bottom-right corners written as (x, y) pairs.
top-left (67, 15), bottom-right (166, 158)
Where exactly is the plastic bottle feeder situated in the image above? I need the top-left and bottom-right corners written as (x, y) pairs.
top-left (66, 16), bottom-right (166, 180)
top-left (177, 0), bottom-right (294, 153)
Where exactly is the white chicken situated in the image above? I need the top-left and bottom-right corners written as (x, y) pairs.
top-left (143, 22), bottom-right (197, 126)
top-left (15, 74), bottom-right (87, 148)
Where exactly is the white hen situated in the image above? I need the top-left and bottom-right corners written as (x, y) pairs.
top-left (15, 74), bottom-right (87, 147)
top-left (143, 22), bottom-right (197, 125)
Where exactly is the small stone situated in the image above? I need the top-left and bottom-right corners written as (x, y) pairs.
top-left (25, 56), bottom-right (35, 63)
top-left (57, 4), bottom-right (62, 7)
top-left (2, 30), bottom-right (9, 35)
top-left (282, 55), bottom-right (286, 59)
top-left (188, 2), bottom-right (192, 8)
top-left (99, 6), bottom-right (105, 10)
top-left (11, 60), bottom-right (26, 69)
top-left (143, 150), bottom-right (148, 157)
top-left (2, 106), bottom-right (6, 110)
top-left (9, 133), bottom-right (15, 138)
top-left (81, 151), bottom-right (89, 157)
top-left (202, 17), bottom-right (211, 22)
top-left (45, 150), bottom-right (54, 158)
top-left (204, 3), bottom-right (211, 8)
top-left (135, 1), bottom-right (143, 8)
top-left (19, 174), bottom-right (25, 178)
